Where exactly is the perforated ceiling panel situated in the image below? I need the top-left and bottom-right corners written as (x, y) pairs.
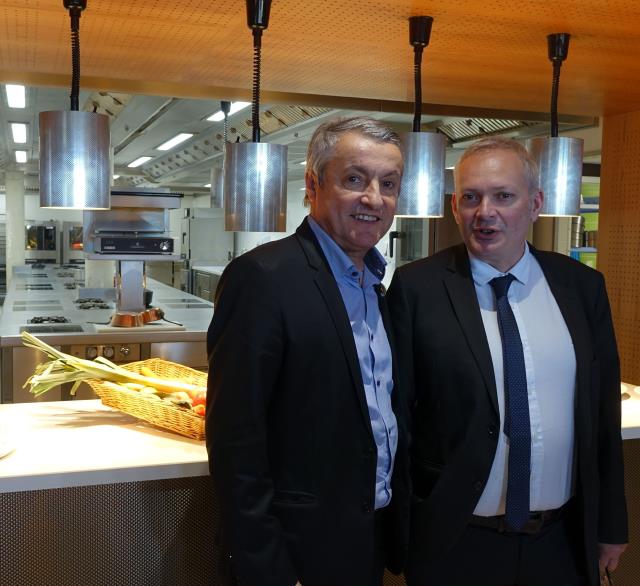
top-left (2, 1), bottom-right (640, 117)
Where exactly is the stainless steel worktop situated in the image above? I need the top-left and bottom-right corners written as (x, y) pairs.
top-left (0, 265), bottom-right (214, 403)
top-left (0, 265), bottom-right (214, 346)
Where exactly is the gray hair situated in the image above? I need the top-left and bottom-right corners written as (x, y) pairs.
top-left (454, 136), bottom-right (540, 196)
top-left (304, 116), bottom-right (401, 205)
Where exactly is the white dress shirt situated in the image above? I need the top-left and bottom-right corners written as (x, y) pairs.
top-left (471, 244), bottom-right (577, 516)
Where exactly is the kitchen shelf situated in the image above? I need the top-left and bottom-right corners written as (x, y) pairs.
top-left (570, 247), bottom-right (597, 252)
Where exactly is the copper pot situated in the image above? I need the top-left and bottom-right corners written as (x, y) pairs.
top-left (140, 307), bottom-right (165, 324)
top-left (109, 311), bottom-right (144, 328)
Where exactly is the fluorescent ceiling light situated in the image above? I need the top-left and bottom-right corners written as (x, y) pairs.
top-left (299, 161), bottom-right (306, 165)
top-left (204, 183), bottom-right (211, 188)
top-left (206, 101), bottom-right (251, 122)
top-left (10, 122), bottom-right (27, 143)
top-left (127, 156), bottom-right (152, 168)
top-left (6, 84), bottom-right (26, 108)
top-left (113, 174), bottom-right (120, 179)
top-left (156, 132), bottom-right (193, 151)
top-left (15, 150), bottom-right (27, 163)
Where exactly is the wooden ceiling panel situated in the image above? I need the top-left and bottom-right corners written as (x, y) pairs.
top-left (2, 1), bottom-right (640, 117)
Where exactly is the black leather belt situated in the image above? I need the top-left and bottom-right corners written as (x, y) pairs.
top-left (469, 502), bottom-right (568, 535)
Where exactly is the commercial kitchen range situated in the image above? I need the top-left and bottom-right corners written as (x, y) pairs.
top-left (0, 264), bottom-right (214, 403)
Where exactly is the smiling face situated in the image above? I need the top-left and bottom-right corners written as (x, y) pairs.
top-left (452, 149), bottom-right (543, 272)
top-left (306, 131), bottom-right (403, 269)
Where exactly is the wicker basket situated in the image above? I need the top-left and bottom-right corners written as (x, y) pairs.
top-left (87, 358), bottom-right (206, 440)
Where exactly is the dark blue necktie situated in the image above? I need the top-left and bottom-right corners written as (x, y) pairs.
top-left (490, 274), bottom-right (531, 530)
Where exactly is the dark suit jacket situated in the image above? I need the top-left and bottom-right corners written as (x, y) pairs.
top-left (206, 218), bottom-right (410, 586)
top-left (387, 243), bottom-right (628, 586)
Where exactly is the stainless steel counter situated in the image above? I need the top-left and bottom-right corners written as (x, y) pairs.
top-left (0, 265), bottom-right (214, 403)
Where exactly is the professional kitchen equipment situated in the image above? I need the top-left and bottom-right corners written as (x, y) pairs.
top-left (25, 222), bottom-right (59, 264)
top-left (224, 0), bottom-right (287, 232)
top-left (396, 16), bottom-right (446, 218)
top-left (179, 207), bottom-right (232, 293)
top-left (526, 33), bottom-right (583, 217)
top-left (61, 221), bottom-right (84, 265)
top-left (84, 188), bottom-right (181, 320)
top-left (39, 0), bottom-right (110, 210)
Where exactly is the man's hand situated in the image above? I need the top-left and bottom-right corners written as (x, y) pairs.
top-left (294, 582), bottom-right (302, 586)
top-left (598, 542), bottom-right (628, 573)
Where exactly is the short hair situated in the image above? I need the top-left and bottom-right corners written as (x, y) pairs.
top-left (304, 116), bottom-right (402, 205)
top-left (454, 136), bottom-right (540, 196)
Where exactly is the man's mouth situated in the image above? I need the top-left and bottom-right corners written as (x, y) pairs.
top-left (352, 213), bottom-right (379, 222)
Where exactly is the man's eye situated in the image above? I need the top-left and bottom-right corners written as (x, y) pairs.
top-left (498, 192), bottom-right (514, 200)
top-left (346, 175), bottom-right (362, 184)
top-left (382, 180), bottom-right (397, 190)
top-left (461, 192), bottom-right (476, 201)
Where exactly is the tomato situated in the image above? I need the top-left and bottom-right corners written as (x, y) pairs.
top-left (192, 404), bottom-right (205, 417)
top-left (192, 392), bottom-right (206, 407)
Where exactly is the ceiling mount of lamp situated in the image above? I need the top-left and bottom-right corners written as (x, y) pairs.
top-left (396, 15), bottom-right (446, 218)
top-left (526, 33), bottom-right (583, 217)
top-left (39, 0), bottom-right (111, 210)
top-left (223, 0), bottom-right (287, 232)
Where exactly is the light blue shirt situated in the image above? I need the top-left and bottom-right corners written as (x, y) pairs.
top-left (308, 216), bottom-right (398, 509)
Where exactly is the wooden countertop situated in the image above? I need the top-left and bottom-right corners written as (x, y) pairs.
top-left (0, 400), bottom-right (208, 494)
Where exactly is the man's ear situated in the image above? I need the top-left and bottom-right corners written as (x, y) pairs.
top-left (451, 192), bottom-right (461, 225)
top-left (305, 172), bottom-right (318, 205)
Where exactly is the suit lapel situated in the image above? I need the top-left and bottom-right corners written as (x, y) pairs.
top-left (443, 245), bottom-right (500, 416)
top-left (295, 219), bottom-right (374, 436)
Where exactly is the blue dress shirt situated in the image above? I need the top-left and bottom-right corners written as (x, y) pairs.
top-left (308, 216), bottom-right (398, 509)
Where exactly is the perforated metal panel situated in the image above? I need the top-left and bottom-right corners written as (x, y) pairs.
top-left (599, 111), bottom-right (640, 385)
top-left (0, 476), bottom-right (226, 586)
top-left (2, 2), bottom-right (640, 116)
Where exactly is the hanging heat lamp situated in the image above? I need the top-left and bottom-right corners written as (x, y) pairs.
top-left (39, 0), bottom-right (110, 210)
top-left (526, 33), bottom-right (583, 217)
top-left (223, 0), bottom-right (287, 232)
top-left (396, 16), bottom-right (446, 218)
top-left (210, 101), bottom-right (230, 208)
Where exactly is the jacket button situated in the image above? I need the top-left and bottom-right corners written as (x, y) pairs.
top-left (487, 423), bottom-right (497, 436)
top-left (474, 481), bottom-right (484, 492)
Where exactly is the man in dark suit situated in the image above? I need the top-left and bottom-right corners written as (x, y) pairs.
top-left (388, 137), bottom-right (627, 586)
top-left (206, 116), bottom-right (409, 586)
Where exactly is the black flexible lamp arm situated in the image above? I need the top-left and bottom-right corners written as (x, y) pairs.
top-left (221, 100), bottom-right (231, 143)
top-left (246, 0), bottom-right (272, 143)
top-left (409, 16), bottom-right (433, 133)
top-left (547, 33), bottom-right (571, 138)
top-left (64, 0), bottom-right (87, 112)
top-left (251, 28), bottom-right (262, 142)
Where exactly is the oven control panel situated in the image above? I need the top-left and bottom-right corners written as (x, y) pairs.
top-left (95, 236), bottom-right (174, 254)
top-left (69, 343), bottom-right (141, 363)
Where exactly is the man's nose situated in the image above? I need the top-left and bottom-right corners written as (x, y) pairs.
top-left (476, 195), bottom-right (495, 217)
top-left (362, 181), bottom-right (384, 208)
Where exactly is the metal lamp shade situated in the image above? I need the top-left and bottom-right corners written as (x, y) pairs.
top-left (210, 166), bottom-right (224, 208)
top-left (224, 142), bottom-right (287, 232)
top-left (39, 110), bottom-right (111, 210)
top-left (396, 132), bottom-right (446, 217)
top-left (526, 136), bottom-right (584, 217)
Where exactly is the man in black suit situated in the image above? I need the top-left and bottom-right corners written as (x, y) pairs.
top-left (388, 137), bottom-right (627, 586)
top-left (206, 116), bottom-right (409, 586)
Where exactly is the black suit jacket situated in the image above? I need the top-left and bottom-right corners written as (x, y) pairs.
top-left (206, 218), bottom-right (410, 586)
top-left (387, 243), bottom-right (627, 585)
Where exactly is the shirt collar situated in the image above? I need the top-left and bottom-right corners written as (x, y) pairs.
top-left (468, 241), bottom-right (531, 287)
top-left (307, 215), bottom-right (386, 284)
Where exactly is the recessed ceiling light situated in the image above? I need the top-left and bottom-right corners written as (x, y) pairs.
top-left (127, 156), bottom-right (152, 168)
top-left (113, 175), bottom-right (120, 179)
top-left (15, 150), bottom-right (27, 163)
top-left (299, 161), bottom-right (306, 165)
top-left (156, 133), bottom-right (193, 151)
top-left (204, 183), bottom-right (211, 188)
top-left (10, 122), bottom-right (27, 143)
top-left (6, 84), bottom-right (26, 108)
top-left (206, 101), bottom-right (251, 122)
